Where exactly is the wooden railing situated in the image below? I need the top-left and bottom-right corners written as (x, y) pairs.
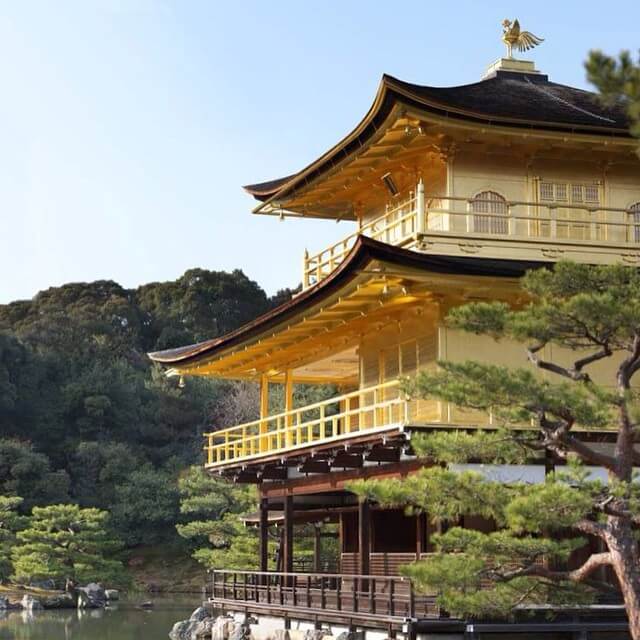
top-left (208, 569), bottom-right (436, 622)
top-left (204, 380), bottom-right (407, 467)
top-left (202, 378), bottom-right (552, 468)
top-left (303, 192), bottom-right (419, 288)
top-left (302, 182), bottom-right (640, 288)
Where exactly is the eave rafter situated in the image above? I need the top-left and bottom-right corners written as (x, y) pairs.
top-left (170, 268), bottom-right (520, 382)
top-left (214, 284), bottom-right (431, 379)
top-left (286, 130), bottom-right (434, 213)
top-left (150, 237), bottom-right (536, 386)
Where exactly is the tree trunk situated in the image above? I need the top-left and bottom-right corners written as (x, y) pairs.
top-left (607, 518), bottom-right (640, 640)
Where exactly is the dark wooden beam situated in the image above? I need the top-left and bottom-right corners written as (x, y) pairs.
top-left (284, 495), bottom-right (293, 574)
top-left (261, 466), bottom-right (288, 481)
top-left (299, 460), bottom-right (331, 474)
top-left (358, 499), bottom-right (371, 577)
top-left (333, 453), bottom-right (363, 469)
top-left (366, 446), bottom-right (401, 463)
top-left (261, 459), bottom-right (425, 498)
top-left (234, 471), bottom-right (260, 484)
top-left (259, 498), bottom-right (269, 572)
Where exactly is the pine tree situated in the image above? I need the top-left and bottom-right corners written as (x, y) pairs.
top-left (176, 466), bottom-right (263, 570)
top-left (0, 495), bottom-right (24, 581)
top-left (12, 504), bottom-right (124, 587)
top-left (586, 49), bottom-right (640, 142)
top-left (351, 262), bottom-right (640, 639)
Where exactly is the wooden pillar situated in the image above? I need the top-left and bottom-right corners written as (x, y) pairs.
top-left (259, 497), bottom-right (269, 573)
top-left (416, 178), bottom-right (426, 234)
top-left (260, 376), bottom-right (269, 418)
top-left (358, 499), bottom-right (371, 577)
top-left (283, 495), bottom-right (293, 574)
top-left (275, 527), bottom-right (284, 572)
top-left (416, 513), bottom-right (424, 560)
top-left (313, 524), bottom-right (321, 573)
top-left (284, 371), bottom-right (293, 412)
top-left (260, 376), bottom-right (269, 452)
top-left (284, 370), bottom-right (293, 446)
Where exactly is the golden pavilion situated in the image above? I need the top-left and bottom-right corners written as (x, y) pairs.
top-left (150, 28), bottom-right (639, 639)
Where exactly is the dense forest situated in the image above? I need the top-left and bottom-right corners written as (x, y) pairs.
top-left (0, 268), bottom-right (296, 581)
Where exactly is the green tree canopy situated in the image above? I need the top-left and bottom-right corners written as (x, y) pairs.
top-left (586, 49), bottom-right (640, 141)
top-left (0, 268), bottom-right (288, 553)
top-left (176, 466), bottom-right (261, 570)
top-left (0, 495), bottom-right (25, 580)
top-left (0, 439), bottom-right (70, 510)
top-left (12, 504), bottom-right (125, 586)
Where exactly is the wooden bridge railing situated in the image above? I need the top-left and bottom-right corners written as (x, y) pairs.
top-left (208, 569), bottom-right (436, 621)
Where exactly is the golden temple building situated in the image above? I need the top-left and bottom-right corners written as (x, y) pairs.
top-left (150, 31), bottom-right (640, 639)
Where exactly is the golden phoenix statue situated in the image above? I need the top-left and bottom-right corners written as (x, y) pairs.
top-left (501, 19), bottom-right (544, 58)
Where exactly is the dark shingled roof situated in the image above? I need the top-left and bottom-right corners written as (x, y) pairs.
top-left (394, 71), bottom-right (628, 131)
top-left (148, 236), bottom-right (545, 368)
top-left (244, 70), bottom-right (631, 204)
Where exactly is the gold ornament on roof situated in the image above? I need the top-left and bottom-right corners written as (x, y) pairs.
top-left (501, 19), bottom-right (544, 58)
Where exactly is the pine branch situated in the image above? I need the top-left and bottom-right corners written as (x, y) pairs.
top-left (497, 551), bottom-right (611, 584)
top-left (574, 519), bottom-right (607, 539)
top-left (613, 334), bottom-right (640, 478)
top-left (527, 342), bottom-right (612, 383)
top-left (536, 408), bottom-right (617, 470)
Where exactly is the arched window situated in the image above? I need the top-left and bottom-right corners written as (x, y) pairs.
top-left (632, 202), bottom-right (640, 243)
top-left (471, 191), bottom-right (508, 234)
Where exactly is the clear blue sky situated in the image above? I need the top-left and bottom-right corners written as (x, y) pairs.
top-left (1, 0), bottom-right (639, 303)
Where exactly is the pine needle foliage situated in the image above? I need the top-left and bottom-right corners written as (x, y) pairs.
top-left (0, 495), bottom-right (25, 580)
top-left (176, 466), bottom-right (261, 570)
top-left (11, 504), bottom-right (125, 586)
top-left (586, 49), bottom-right (640, 142)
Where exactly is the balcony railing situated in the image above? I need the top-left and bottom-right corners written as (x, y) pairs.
top-left (303, 192), bottom-right (419, 288)
top-left (203, 375), bottom-right (622, 469)
top-left (302, 182), bottom-right (640, 288)
top-left (203, 378), bottom-right (553, 468)
top-left (208, 569), bottom-right (437, 624)
top-left (204, 380), bottom-right (407, 468)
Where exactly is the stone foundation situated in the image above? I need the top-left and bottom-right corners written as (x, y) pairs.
top-left (169, 609), bottom-right (395, 640)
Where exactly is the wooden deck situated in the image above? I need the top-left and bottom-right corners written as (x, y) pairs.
top-left (207, 569), bottom-right (439, 632)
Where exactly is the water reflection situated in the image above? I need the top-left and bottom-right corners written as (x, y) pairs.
top-left (0, 597), bottom-right (197, 640)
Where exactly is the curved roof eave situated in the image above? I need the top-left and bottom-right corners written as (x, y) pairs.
top-left (243, 75), bottom-right (396, 206)
top-left (245, 73), bottom-right (632, 209)
top-left (147, 235), bottom-right (545, 369)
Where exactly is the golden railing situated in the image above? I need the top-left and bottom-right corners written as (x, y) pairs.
top-left (303, 193), bottom-right (418, 288)
top-left (302, 183), bottom-right (640, 288)
top-left (203, 377), bottom-right (616, 467)
top-left (204, 380), bottom-right (408, 467)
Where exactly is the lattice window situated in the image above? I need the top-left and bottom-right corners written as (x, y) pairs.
top-left (361, 351), bottom-right (379, 388)
top-left (471, 191), bottom-right (508, 234)
top-left (383, 347), bottom-right (399, 381)
top-left (538, 181), bottom-right (601, 240)
top-left (400, 340), bottom-right (418, 377)
top-left (417, 334), bottom-right (437, 368)
top-left (538, 181), bottom-right (600, 205)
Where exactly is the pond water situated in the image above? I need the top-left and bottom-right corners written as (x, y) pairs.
top-left (0, 595), bottom-right (199, 640)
